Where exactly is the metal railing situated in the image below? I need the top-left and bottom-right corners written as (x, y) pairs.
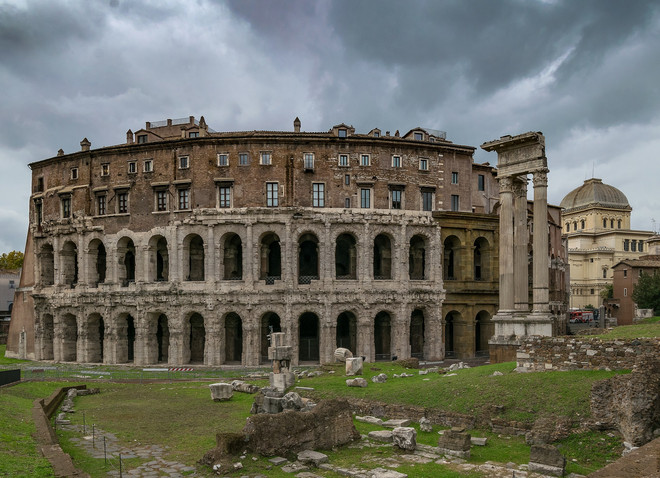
top-left (298, 275), bottom-right (319, 285)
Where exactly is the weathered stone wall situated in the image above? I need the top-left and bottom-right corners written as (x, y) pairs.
top-left (516, 336), bottom-right (660, 372)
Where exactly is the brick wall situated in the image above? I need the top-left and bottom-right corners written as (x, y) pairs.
top-left (516, 336), bottom-right (660, 371)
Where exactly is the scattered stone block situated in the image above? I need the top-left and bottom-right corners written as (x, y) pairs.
top-left (392, 427), bottom-right (417, 450)
top-left (419, 417), bottom-right (432, 432)
top-left (346, 357), bottom-right (363, 376)
top-left (346, 378), bottom-right (368, 388)
top-left (367, 468), bottom-right (408, 477)
top-left (382, 419), bottom-right (411, 428)
top-left (471, 437), bottom-right (487, 446)
top-left (528, 444), bottom-right (566, 477)
top-left (437, 427), bottom-right (471, 458)
top-left (231, 380), bottom-right (260, 394)
top-left (262, 396), bottom-right (284, 414)
top-left (269, 456), bottom-right (288, 466)
top-left (297, 450), bottom-right (328, 466)
top-left (334, 347), bottom-right (353, 362)
top-left (426, 367), bottom-right (439, 373)
top-left (356, 416), bottom-right (383, 425)
top-left (372, 373), bottom-right (388, 383)
top-left (209, 383), bottom-right (233, 401)
top-left (368, 430), bottom-right (393, 442)
top-left (270, 371), bottom-right (295, 392)
top-left (282, 392), bottom-right (304, 411)
top-left (282, 462), bottom-right (309, 473)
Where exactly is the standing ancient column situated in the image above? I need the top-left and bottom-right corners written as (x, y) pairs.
top-left (498, 176), bottom-right (515, 312)
top-left (532, 169), bottom-right (550, 313)
top-left (513, 178), bottom-right (529, 311)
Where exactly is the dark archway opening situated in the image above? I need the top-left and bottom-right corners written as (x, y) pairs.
top-left (157, 314), bottom-right (169, 363)
top-left (189, 313), bottom-right (205, 363)
top-left (374, 312), bottom-right (391, 361)
top-left (336, 312), bottom-right (357, 353)
top-left (225, 313), bottom-right (243, 363)
top-left (299, 313), bottom-right (319, 362)
top-left (410, 309), bottom-right (425, 359)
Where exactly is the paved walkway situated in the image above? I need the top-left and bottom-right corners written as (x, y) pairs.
top-left (60, 422), bottom-right (197, 477)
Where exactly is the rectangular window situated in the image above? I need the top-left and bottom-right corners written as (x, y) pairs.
top-left (422, 190), bottom-right (433, 211)
top-left (144, 160), bottom-right (153, 172)
top-left (591, 288), bottom-right (595, 295)
top-left (179, 156), bottom-right (189, 169)
top-left (451, 194), bottom-right (460, 211)
top-left (189, 131), bottom-right (199, 138)
top-left (312, 183), bottom-right (325, 207)
top-left (391, 189), bottom-right (402, 209)
top-left (137, 134), bottom-right (147, 144)
top-left (97, 195), bottom-right (106, 215)
top-left (266, 182), bottom-right (278, 207)
top-left (361, 154), bottom-right (370, 166)
top-left (451, 172), bottom-right (459, 184)
top-left (61, 196), bottom-right (71, 218)
top-left (35, 200), bottom-right (43, 226)
top-left (304, 153), bottom-right (314, 169)
top-left (37, 177), bottom-right (44, 192)
top-left (624, 239), bottom-right (630, 251)
top-left (345, 197), bottom-right (350, 208)
top-left (360, 188), bottom-right (371, 208)
top-left (419, 158), bottom-right (428, 171)
top-left (117, 192), bottom-right (128, 214)
top-left (128, 161), bottom-right (137, 174)
top-left (260, 152), bottom-right (272, 165)
top-left (392, 155), bottom-right (401, 168)
top-left (478, 174), bottom-right (485, 191)
top-left (218, 186), bottom-right (231, 208)
top-left (624, 287), bottom-right (628, 297)
top-left (178, 188), bottom-right (190, 210)
top-left (639, 242), bottom-right (643, 252)
top-left (338, 129), bottom-right (347, 138)
top-left (624, 269), bottom-right (628, 277)
top-left (217, 153), bottom-right (229, 166)
top-left (70, 167), bottom-right (78, 180)
top-left (414, 132), bottom-right (423, 141)
top-left (156, 190), bottom-right (167, 211)
top-left (339, 154), bottom-right (349, 166)
top-left (239, 153), bottom-right (249, 166)
top-left (101, 163), bottom-right (110, 176)
top-left (631, 240), bottom-right (637, 252)
top-left (603, 269), bottom-right (607, 278)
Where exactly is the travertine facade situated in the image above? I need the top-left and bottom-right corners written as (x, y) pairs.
top-left (8, 116), bottom-right (500, 365)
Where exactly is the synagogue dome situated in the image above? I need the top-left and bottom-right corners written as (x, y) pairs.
top-left (560, 178), bottom-right (630, 211)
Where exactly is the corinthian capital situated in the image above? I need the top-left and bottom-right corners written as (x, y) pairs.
top-left (533, 169), bottom-right (549, 188)
top-left (513, 178), bottom-right (528, 199)
top-left (498, 176), bottom-right (514, 193)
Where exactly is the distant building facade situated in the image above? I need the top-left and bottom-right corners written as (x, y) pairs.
top-left (561, 178), bottom-right (654, 309)
top-left (8, 116), bottom-right (508, 365)
top-left (0, 269), bottom-right (20, 344)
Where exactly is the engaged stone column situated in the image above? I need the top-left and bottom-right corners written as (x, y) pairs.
top-left (498, 177), bottom-right (515, 311)
top-left (513, 178), bottom-right (529, 311)
top-left (532, 170), bottom-right (550, 313)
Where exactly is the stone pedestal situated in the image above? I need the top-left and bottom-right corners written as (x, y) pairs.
top-left (345, 357), bottom-right (363, 376)
top-left (438, 427), bottom-right (471, 458)
top-left (529, 444), bottom-right (566, 477)
top-left (209, 383), bottom-right (233, 401)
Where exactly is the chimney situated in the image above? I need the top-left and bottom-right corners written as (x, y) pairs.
top-left (126, 129), bottom-right (134, 144)
top-left (80, 138), bottom-right (91, 152)
top-left (294, 117), bottom-right (301, 133)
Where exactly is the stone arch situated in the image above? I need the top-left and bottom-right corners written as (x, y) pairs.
top-left (39, 243), bottom-right (55, 286)
top-left (222, 233), bottom-right (243, 280)
top-left (373, 234), bottom-right (392, 280)
top-left (224, 312), bottom-right (243, 363)
top-left (409, 234), bottom-right (427, 280)
top-left (84, 313), bottom-right (105, 363)
top-left (443, 235), bottom-right (461, 281)
top-left (186, 312), bottom-right (205, 363)
top-left (183, 234), bottom-right (205, 281)
top-left (148, 235), bottom-right (169, 282)
top-left (60, 240), bottom-right (78, 287)
top-left (156, 314), bottom-right (170, 363)
top-left (260, 232), bottom-right (281, 282)
top-left (40, 313), bottom-right (54, 360)
top-left (60, 313), bottom-right (78, 362)
top-left (336, 311), bottom-right (357, 354)
top-left (115, 313), bottom-right (136, 363)
top-left (374, 311), bottom-right (392, 361)
top-left (298, 232), bottom-right (319, 284)
top-left (410, 309), bottom-right (425, 359)
top-left (444, 311), bottom-right (461, 358)
top-left (260, 312), bottom-right (282, 363)
top-left (335, 233), bottom-right (357, 279)
top-left (473, 236), bottom-right (490, 281)
top-left (298, 312), bottom-right (320, 362)
top-left (475, 310), bottom-right (492, 356)
top-left (117, 237), bottom-right (136, 286)
top-left (87, 238), bottom-right (107, 286)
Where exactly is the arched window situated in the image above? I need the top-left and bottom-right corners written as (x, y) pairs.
top-left (373, 234), bottom-right (392, 280)
top-left (336, 312), bottom-right (357, 353)
top-left (223, 234), bottom-right (243, 280)
top-left (184, 234), bottom-right (205, 281)
top-left (298, 233), bottom-right (319, 284)
top-left (335, 234), bottom-right (357, 279)
top-left (60, 241), bottom-right (78, 287)
top-left (39, 244), bottom-right (55, 286)
top-left (148, 235), bottom-right (169, 281)
top-left (117, 237), bottom-right (136, 286)
top-left (443, 236), bottom-right (461, 280)
top-left (409, 235), bottom-right (426, 280)
top-left (474, 237), bottom-right (490, 281)
top-left (260, 233), bottom-right (281, 283)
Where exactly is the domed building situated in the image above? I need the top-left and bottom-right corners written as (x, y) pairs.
top-left (561, 178), bottom-right (653, 312)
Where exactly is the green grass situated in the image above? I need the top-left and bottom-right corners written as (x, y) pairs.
top-left (592, 320), bottom-right (660, 339)
top-left (303, 362), bottom-right (622, 424)
top-left (0, 381), bottom-right (70, 478)
top-left (557, 431), bottom-right (623, 475)
top-left (0, 344), bottom-right (30, 365)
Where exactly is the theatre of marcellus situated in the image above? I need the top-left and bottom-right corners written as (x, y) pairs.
top-left (6, 116), bottom-right (568, 366)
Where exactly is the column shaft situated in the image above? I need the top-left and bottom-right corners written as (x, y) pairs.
top-left (532, 170), bottom-right (550, 313)
top-left (513, 179), bottom-right (529, 311)
top-left (498, 177), bottom-right (515, 311)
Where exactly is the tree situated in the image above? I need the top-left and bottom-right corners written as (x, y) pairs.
top-left (0, 250), bottom-right (23, 270)
top-left (600, 284), bottom-right (613, 300)
top-left (632, 270), bottom-right (660, 314)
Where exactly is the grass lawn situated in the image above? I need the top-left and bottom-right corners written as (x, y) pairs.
top-left (593, 317), bottom-right (660, 339)
top-left (0, 344), bottom-right (30, 365)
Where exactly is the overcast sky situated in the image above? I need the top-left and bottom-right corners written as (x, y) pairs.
top-left (1, 0), bottom-right (659, 253)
